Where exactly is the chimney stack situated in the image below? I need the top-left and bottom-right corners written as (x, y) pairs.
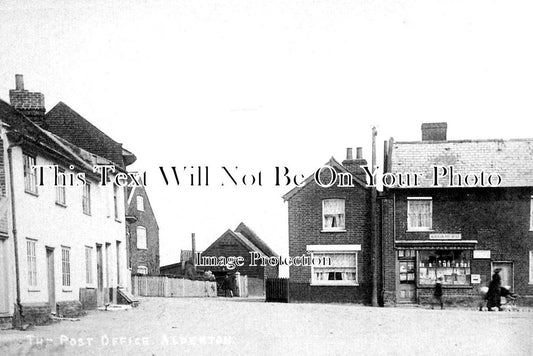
top-left (9, 74), bottom-right (46, 126)
top-left (421, 122), bottom-right (447, 141)
top-left (342, 146), bottom-right (367, 181)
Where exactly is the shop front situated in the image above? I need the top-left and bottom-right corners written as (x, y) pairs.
top-left (395, 240), bottom-right (478, 304)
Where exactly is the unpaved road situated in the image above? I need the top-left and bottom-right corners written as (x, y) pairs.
top-left (1, 297), bottom-right (532, 355)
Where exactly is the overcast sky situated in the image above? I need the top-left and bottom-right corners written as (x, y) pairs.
top-left (1, 0), bottom-right (533, 269)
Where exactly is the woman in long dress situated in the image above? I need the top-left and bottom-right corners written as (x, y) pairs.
top-left (486, 269), bottom-right (502, 311)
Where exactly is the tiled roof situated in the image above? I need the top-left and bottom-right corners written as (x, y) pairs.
top-left (45, 102), bottom-right (126, 168)
top-left (235, 222), bottom-right (278, 257)
top-left (391, 139), bottom-right (533, 188)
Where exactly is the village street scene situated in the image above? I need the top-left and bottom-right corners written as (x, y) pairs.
top-left (2, 1), bottom-right (533, 355)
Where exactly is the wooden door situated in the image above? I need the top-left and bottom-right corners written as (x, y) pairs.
top-left (397, 250), bottom-right (417, 303)
top-left (0, 239), bottom-right (9, 314)
top-left (46, 248), bottom-right (56, 313)
top-left (96, 245), bottom-right (104, 306)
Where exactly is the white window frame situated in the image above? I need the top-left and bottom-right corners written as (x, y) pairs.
top-left (113, 185), bottom-right (120, 221)
top-left (61, 246), bottom-right (71, 288)
top-left (26, 239), bottom-right (38, 288)
top-left (307, 245), bottom-right (360, 286)
top-left (529, 251), bottom-right (533, 285)
top-left (85, 246), bottom-right (93, 285)
top-left (56, 168), bottom-right (66, 206)
top-left (137, 266), bottom-right (148, 275)
top-left (407, 197), bottom-right (433, 231)
top-left (322, 199), bottom-right (346, 232)
top-left (23, 154), bottom-right (38, 195)
top-left (82, 183), bottom-right (91, 215)
top-left (137, 226), bottom-right (147, 249)
top-left (530, 196), bottom-right (533, 231)
top-left (137, 196), bottom-right (144, 211)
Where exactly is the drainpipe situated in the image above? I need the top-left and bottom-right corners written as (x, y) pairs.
top-left (7, 137), bottom-right (24, 325)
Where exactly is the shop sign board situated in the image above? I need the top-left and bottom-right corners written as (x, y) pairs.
top-left (429, 233), bottom-right (462, 240)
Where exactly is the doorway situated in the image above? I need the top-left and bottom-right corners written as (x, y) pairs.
top-left (46, 247), bottom-right (56, 314)
top-left (0, 239), bottom-right (9, 315)
top-left (492, 262), bottom-right (514, 289)
top-left (397, 249), bottom-right (417, 303)
top-left (96, 244), bottom-right (104, 307)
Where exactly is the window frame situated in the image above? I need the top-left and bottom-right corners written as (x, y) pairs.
top-left (113, 185), bottom-right (120, 221)
top-left (530, 196), bottom-right (533, 231)
top-left (85, 246), bottom-right (93, 285)
top-left (137, 266), bottom-right (148, 275)
top-left (82, 183), bottom-right (91, 215)
top-left (308, 245), bottom-right (360, 286)
top-left (23, 153), bottom-right (38, 195)
top-left (321, 198), bottom-right (346, 232)
top-left (26, 239), bottom-right (38, 288)
top-left (137, 196), bottom-right (144, 212)
top-left (529, 251), bottom-right (533, 285)
top-left (61, 246), bottom-right (71, 288)
top-left (136, 226), bottom-right (147, 250)
top-left (55, 167), bottom-right (67, 206)
top-left (407, 197), bottom-right (433, 231)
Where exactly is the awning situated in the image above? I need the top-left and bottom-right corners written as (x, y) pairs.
top-left (394, 240), bottom-right (478, 250)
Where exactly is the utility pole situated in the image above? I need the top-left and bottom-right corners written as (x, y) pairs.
top-left (371, 126), bottom-right (379, 307)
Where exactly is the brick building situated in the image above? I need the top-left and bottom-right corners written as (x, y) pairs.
top-left (125, 184), bottom-right (160, 275)
top-left (0, 75), bottom-right (135, 325)
top-left (380, 123), bottom-right (533, 306)
top-left (283, 151), bottom-right (373, 304)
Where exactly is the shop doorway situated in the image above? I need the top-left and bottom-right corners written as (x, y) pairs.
top-left (46, 247), bottom-right (56, 314)
top-left (397, 250), bottom-right (416, 303)
top-left (492, 262), bottom-right (513, 289)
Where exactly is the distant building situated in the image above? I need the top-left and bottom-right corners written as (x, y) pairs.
top-left (0, 75), bottom-right (135, 325)
top-left (125, 184), bottom-right (160, 275)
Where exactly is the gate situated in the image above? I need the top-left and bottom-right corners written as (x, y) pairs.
top-left (266, 278), bottom-right (289, 303)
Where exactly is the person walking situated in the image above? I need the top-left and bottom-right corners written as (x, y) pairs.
top-left (486, 268), bottom-right (502, 311)
top-left (432, 277), bottom-right (444, 309)
top-left (222, 275), bottom-right (233, 298)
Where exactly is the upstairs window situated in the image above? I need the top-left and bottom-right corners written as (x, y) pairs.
top-left (82, 183), bottom-right (91, 215)
top-left (137, 266), bottom-right (148, 275)
top-left (56, 168), bottom-right (66, 206)
top-left (137, 226), bottom-right (147, 249)
top-left (407, 197), bottom-right (432, 231)
top-left (322, 199), bottom-right (345, 231)
top-left (137, 196), bottom-right (144, 211)
top-left (113, 185), bottom-right (120, 220)
top-left (23, 154), bottom-right (38, 194)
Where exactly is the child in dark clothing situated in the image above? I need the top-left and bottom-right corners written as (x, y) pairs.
top-left (432, 277), bottom-right (444, 309)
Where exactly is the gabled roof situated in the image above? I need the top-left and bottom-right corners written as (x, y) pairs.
top-left (390, 138), bottom-right (533, 188)
top-left (45, 102), bottom-right (131, 168)
top-left (126, 183), bottom-right (159, 229)
top-left (204, 223), bottom-right (278, 258)
top-left (0, 98), bottom-right (96, 174)
top-left (282, 156), bottom-right (367, 201)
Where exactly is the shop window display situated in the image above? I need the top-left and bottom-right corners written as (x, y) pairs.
top-left (418, 250), bottom-right (471, 286)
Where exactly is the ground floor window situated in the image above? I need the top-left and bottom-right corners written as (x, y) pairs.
top-left (311, 252), bottom-right (358, 285)
top-left (137, 266), bottom-right (148, 275)
top-left (418, 250), bottom-right (471, 286)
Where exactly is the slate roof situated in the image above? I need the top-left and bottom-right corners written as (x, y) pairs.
top-left (390, 138), bottom-right (533, 188)
top-left (45, 102), bottom-right (128, 168)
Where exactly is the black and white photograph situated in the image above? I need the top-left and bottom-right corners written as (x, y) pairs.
top-left (1, 1), bottom-right (533, 355)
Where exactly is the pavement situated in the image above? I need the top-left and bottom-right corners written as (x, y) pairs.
top-left (1, 297), bottom-right (532, 355)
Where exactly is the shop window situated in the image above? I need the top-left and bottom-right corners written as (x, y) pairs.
top-left (322, 199), bottom-right (345, 231)
top-left (418, 250), bottom-right (471, 286)
top-left (311, 251), bottom-right (358, 285)
top-left (407, 197), bottom-right (432, 231)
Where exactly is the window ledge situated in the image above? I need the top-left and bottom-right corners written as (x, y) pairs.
top-left (62, 288), bottom-right (73, 292)
top-left (27, 288), bottom-right (40, 292)
top-left (406, 229), bottom-right (434, 233)
top-left (55, 202), bottom-right (67, 208)
top-left (137, 247), bottom-right (147, 250)
top-left (311, 284), bottom-right (359, 287)
top-left (83, 211), bottom-right (92, 216)
top-left (321, 229), bottom-right (347, 233)
top-left (24, 190), bottom-right (39, 197)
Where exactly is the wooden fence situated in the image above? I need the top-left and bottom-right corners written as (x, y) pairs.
top-left (266, 278), bottom-right (289, 303)
top-left (132, 275), bottom-right (217, 298)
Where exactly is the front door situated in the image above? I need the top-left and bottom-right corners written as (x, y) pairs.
top-left (397, 250), bottom-right (417, 303)
top-left (96, 244), bottom-right (104, 306)
top-left (493, 262), bottom-right (513, 289)
top-left (0, 239), bottom-right (9, 314)
top-left (46, 248), bottom-right (56, 314)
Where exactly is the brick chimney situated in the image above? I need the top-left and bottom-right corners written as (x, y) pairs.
top-left (342, 147), bottom-right (367, 181)
top-left (9, 74), bottom-right (46, 126)
top-left (421, 122), bottom-right (447, 141)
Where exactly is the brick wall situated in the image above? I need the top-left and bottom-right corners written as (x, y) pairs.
top-left (287, 173), bottom-right (372, 304)
top-left (13, 303), bottom-right (52, 326)
top-left (56, 300), bottom-right (85, 318)
top-left (382, 187), bottom-right (533, 305)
